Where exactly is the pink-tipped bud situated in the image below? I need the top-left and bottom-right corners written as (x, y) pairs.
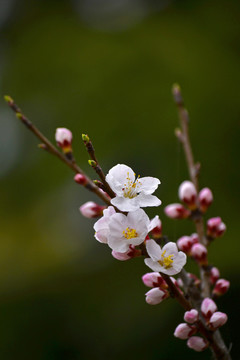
top-left (187, 336), bottom-right (208, 352)
top-left (207, 217), bottom-right (226, 238)
top-left (210, 267), bottom-right (220, 284)
top-left (201, 298), bottom-right (217, 319)
top-left (191, 243), bottom-right (208, 265)
top-left (164, 203), bottom-right (190, 219)
top-left (174, 323), bottom-right (197, 340)
top-left (79, 201), bottom-right (105, 218)
top-left (190, 233), bottom-right (199, 244)
top-left (209, 312), bottom-right (228, 329)
top-left (142, 272), bottom-right (168, 289)
top-left (199, 187), bottom-right (213, 212)
top-left (178, 181), bottom-right (197, 209)
top-left (149, 216), bottom-right (162, 239)
top-left (177, 234), bottom-right (198, 254)
top-left (55, 127), bottom-right (73, 153)
top-left (74, 173), bottom-right (87, 185)
top-left (184, 309), bottom-right (199, 324)
top-left (213, 279), bottom-right (230, 296)
top-left (145, 288), bottom-right (168, 305)
top-left (112, 245), bottom-right (140, 261)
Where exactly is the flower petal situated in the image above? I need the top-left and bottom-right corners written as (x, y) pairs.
top-left (137, 193), bottom-right (161, 208)
top-left (138, 177), bottom-right (160, 195)
top-left (111, 196), bottom-right (139, 212)
top-left (162, 242), bottom-right (179, 257)
top-left (148, 215), bottom-right (161, 232)
top-left (146, 239), bottom-right (162, 261)
top-left (144, 258), bottom-right (162, 272)
top-left (106, 164), bottom-right (135, 194)
top-left (108, 236), bottom-right (130, 253)
top-left (127, 209), bottom-right (150, 231)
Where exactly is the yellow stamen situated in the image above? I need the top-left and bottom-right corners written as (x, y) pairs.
top-left (122, 227), bottom-right (138, 239)
top-left (158, 250), bottom-right (174, 269)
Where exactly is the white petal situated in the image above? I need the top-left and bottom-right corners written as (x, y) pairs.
top-left (93, 216), bottom-right (107, 232)
top-left (137, 193), bottom-right (162, 208)
top-left (144, 258), bottom-right (162, 272)
top-left (138, 177), bottom-right (160, 195)
top-left (94, 229), bottom-right (108, 244)
top-left (173, 252), bottom-right (187, 272)
top-left (127, 209), bottom-right (150, 232)
top-left (108, 213), bottom-right (127, 234)
top-left (108, 236), bottom-right (129, 253)
top-left (148, 215), bottom-right (161, 232)
top-left (146, 239), bottom-right (162, 261)
top-left (162, 242), bottom-right (179, 257)
top-left (106, 164), bottom-right (135, 194)
top-left (111, 196), bottom-right (139, 212)
top-left (102, 206), bottom-right (116, 218)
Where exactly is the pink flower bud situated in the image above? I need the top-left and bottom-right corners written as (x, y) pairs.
top-left (199, 187), bottom-right (213, 212)
top-left (177, 235), bottom-right (198, 254)
top-left (145, 288), bottom-right (168, 305)
top-left (184, 309), bottom-right (199, 324)
top-left (174, 323), bottom-right (197, 340)
top-left (210, 267), bottom-right (220, 284)
top-left (190, 233), bottom-right (199, 244)
top-left (112, 245), bottom-right (140, 261)
top-left (213, 279), bottom-right (230, 296)
top-left (55, 128), bottom-right (73, 153)
top-left (177, 236), bottom-right (192, 253)
top-left (201, 298), bottom-right (217, 319)
top-left (74, 173), bottom-right (87, 185)
top-left (187, 336), bottom-right (208, 352)
top-left (79, 201), bottom-right (105, 218)
top-left (209, 312), bottom-right (228, 329)
top-left (164, 203), bottom-right (190, 219)
top-left (207, 217), bottom-right (226, 238)
top-left (142, 272), bottom-right (168, 289)
top-left (191, 243), bottom-right (208, 265)
top-left (178, 181), bottom-right (197, 209)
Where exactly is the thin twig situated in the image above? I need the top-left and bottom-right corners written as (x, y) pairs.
top-left (82, 134), bottom-right (116, 198)
top-left (4, 96), bottom-right (111, 206)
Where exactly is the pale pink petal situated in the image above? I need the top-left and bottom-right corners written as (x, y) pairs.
top-left (146, 240), bottom-right (162, 261)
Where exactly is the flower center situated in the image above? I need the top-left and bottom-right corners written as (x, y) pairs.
top-left (122, 172), bottom-right (141, 199)
top-left (158, 250), bottom-right (174, 269)
top-left (122, 227), bottom-right (138, 239)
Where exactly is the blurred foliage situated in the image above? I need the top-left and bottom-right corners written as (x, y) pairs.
top-left (0, 0), bottom-right (239, 359)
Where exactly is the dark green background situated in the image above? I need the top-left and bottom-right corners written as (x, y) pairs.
top-left (0, 0), bottom-right (239, 359)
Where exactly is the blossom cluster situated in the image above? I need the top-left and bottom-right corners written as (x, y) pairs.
top-left (54, 127), bottom-right (230, 357)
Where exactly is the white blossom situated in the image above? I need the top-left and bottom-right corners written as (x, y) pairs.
top-left (106, 164), bottom-right (161, 212)
top-left (144, 240), bottom-right (187, 275)
top-left (107, 208), bottom-right (150, 252)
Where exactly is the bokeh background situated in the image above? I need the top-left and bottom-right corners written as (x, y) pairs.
top-left (0, 0), bottom-right (239, 359)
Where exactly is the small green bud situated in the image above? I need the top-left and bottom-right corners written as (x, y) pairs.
top-left (4, 95), bottom-right (13, 103)
top-left (16, 112), bottom-right (22, 119)
top-left (88, 160), bottom-right (97, 167)
top-left (82, 134), bottom-right (90, 143)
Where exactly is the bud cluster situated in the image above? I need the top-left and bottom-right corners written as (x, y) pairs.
top-left (165, 181), bottom-right (213, 220)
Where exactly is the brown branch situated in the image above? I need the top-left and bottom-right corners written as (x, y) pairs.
top-left (4, 96), bottom-right (111, 206)
top-left (172, 85), bottom-right (231, 359)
